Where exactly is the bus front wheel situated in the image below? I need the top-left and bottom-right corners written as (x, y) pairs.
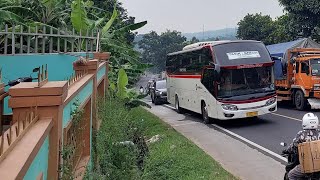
top-left (201, 102), bottom-right (211, 124)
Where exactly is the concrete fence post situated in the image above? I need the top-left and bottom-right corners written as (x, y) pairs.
top-left (8, 81), bottom-right (68, 180)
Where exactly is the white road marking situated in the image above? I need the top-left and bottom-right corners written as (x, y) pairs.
top-left (271, 113), bottom-right (301, 122)
top-left (162, 103), bottom-right (288, 163)
top-left (210, 124), bottom-right (287, 162)
top-left (270, 112), bottom-right (320, 128)
top-left (172, 122), bottom-right (199, 127)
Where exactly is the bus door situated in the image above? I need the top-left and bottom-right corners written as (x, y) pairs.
top-left (198, 68), bottom-right (216, 114)
top-left (167, 74), bottom-right (175, 104)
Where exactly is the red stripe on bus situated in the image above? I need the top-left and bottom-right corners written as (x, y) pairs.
top-left (167, 75), bottom-right (201, 79)
top-left (218, 94), bottom-right (276, 104)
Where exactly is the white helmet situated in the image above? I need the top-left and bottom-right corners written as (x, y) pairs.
top-left (302, 113), bottom-right (319, 130)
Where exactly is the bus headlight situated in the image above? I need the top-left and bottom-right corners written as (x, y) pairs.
top-left (221, 104), bottom-right (238, 111)
top-left (266, 97), bottom-right (276, 106)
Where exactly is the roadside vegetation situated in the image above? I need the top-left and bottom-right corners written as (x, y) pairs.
top-left (87, 96), bottom-right (237, 180)
top-left (84, 69), bottom-right (236, 179)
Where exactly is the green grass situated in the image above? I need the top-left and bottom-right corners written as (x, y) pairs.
top-left (89, 98), bottom-right (237, 180)
top-left (129, 107), bottom-right (237, 180)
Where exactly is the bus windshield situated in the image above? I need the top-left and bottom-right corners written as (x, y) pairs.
top-left (218, 66), bottom-right (274, 98)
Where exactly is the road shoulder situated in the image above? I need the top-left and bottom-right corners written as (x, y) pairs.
top-left (146, 104), bottom-right (285, 180)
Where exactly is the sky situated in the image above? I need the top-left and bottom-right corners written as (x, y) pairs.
top-left (119, 0), bottom-right (285, 34)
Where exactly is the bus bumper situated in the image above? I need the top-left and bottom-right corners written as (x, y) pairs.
top-left (215, 103), bottom-right (277, 120)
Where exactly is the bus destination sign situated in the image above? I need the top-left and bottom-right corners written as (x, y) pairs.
top-left (227, 51), bottom-right (261, 60)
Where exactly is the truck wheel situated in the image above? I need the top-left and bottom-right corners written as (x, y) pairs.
top-left (295, 90), bottom-right (307, 110)
top-left (175, 96), bottom-right (184, 114)
top-left (201, 102), bottom-right (211, 124)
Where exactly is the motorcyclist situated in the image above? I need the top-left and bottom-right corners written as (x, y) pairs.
top-left (282, 113), bottom-right (320, 180)
top-left (139, 86), bottom-right (144, 94)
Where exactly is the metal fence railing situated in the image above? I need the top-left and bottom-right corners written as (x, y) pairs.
top-left (0, 24), bottom-right (99, 55)
top-left (0, 109), bottom-right (38, 162)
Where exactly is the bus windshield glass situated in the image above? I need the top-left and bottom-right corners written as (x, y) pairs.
top-left (311, 59), bottom-right (320, 76)
top-left (218, 66), bottom-right (274, 98)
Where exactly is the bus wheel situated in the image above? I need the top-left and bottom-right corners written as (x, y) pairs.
top-left (295, 90), bottom-right (307, 110)
top-left (201, 102), bottom-right (211, 124)
top-left (175, 96), bottom-right (184, 114)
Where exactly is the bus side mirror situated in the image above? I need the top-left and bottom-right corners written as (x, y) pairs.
top-left (271, 56), bottom-right (281, 61)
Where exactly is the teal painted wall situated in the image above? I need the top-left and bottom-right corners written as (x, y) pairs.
top-left (0, 53), bottom-right (93, 114)
top-left (62, 79), bottom-right (93, 128)
top-left (97, 66), bottom-right (106, 83)
top-left (24, 136), bottom-right (49, 180)
top-left (61, 79), bottom-right (94, 171)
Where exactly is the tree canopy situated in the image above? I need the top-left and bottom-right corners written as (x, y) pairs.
top-left (279, 0), bottom-right (320, 40)
top-left (138, 30), bottom-right (187, 73)
top-left (237, 13), bottom-right (275, 45)
top-left (237, 0), bottom-right (320, 44)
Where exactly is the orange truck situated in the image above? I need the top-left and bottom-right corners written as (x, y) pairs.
top-left (273, 48), bottom-right (320, 110)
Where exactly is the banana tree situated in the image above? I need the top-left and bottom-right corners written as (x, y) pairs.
top-left (0, 0), bottom-right (29, 26)
top-left (70, 0), bottom-right (149, 85)
top-left (40, 0), bottom-right (71, 28)
top-left (109, 68), bottom-right (150, 109)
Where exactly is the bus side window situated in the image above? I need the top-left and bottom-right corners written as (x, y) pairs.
top-left (188, 51), bottom-right (201, 74)
top-left (173, 55), bottom-right (180, 74)
top-left (201, 69), bottom-right (215, 95)
top-left (166, 55), bottom-right (180, 74)
top-left (199, 49), bottom-right (213, 68)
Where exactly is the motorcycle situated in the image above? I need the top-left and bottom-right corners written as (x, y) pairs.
top-left (5, 67), bottom-right (40, 87)
top-left (280, 142), bottom-right (320, 180)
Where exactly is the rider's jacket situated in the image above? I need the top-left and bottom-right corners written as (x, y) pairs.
top-left (286, 129), bottom-right (320, 153)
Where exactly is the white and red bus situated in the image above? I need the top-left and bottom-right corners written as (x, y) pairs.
top-left (166, 40), bottom-right (277, 123)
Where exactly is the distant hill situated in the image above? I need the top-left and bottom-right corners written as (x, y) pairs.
top-left (134, 28), bottom-right (237, 44)
top-left (183, 28), bottom-right (237, 41)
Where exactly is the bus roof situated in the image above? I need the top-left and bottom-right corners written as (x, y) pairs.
top-left (182, 40), bottom-right (231, 50)
top-left (167, 40), bottom-right (262, 56)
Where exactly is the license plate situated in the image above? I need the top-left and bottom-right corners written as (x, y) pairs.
top-left (246, 111), bottom-right (258, 117)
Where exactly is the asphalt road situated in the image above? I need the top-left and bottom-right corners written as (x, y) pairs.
top-left (138, 76), bottom-right (319, 162)
top-left (160, 103), bottom-right (304, 156)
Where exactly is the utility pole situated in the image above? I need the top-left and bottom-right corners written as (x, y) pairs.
top-left (203, 24), bottom-right (205, 40)
top-left (225, 24), bottom-right (227, 38)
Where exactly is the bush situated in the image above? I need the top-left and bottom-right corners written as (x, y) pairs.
top-left (87, 97), bottom-right (148, 180)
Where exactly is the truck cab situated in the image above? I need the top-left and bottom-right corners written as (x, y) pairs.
top-left (275, 48), bottom-right (320, 110)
